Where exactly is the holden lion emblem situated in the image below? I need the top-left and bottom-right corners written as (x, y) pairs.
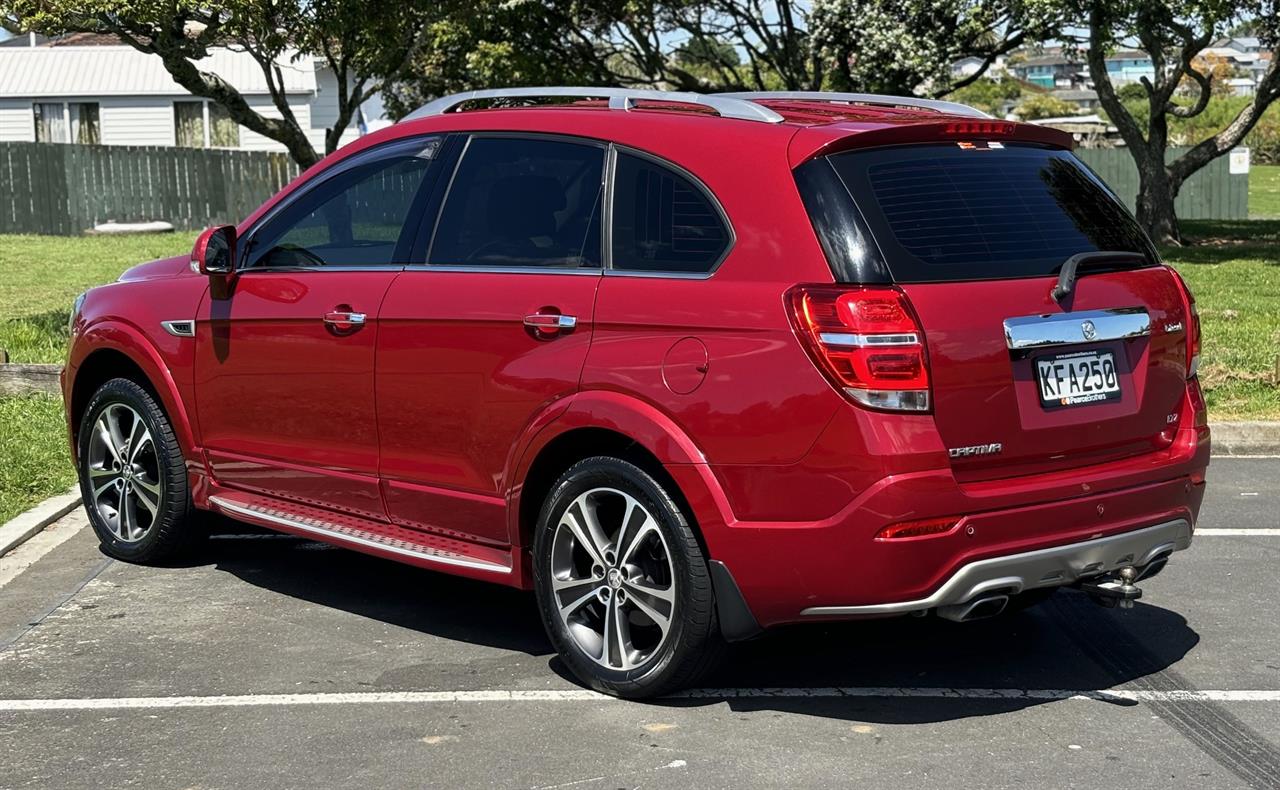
top-left (1081, 320), bottom-right (1097, 341)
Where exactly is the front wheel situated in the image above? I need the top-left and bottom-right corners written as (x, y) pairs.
top-left (77, 378), bottom-right (202, 563)
top-left (532, 457), bottom-right (722, 698)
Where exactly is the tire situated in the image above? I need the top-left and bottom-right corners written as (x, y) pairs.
top-left (77, 378), bottom-right (202, 563)
top-left (532, 456), bottom-right (723, 698)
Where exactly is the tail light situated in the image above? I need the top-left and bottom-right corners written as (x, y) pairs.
top-left (787, 285), bottom-right (930, 412)
top-left (1167, 267), bottom-right (1201, 378)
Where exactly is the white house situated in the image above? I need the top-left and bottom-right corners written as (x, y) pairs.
top-left (0, 34), bottom-right (386, 154)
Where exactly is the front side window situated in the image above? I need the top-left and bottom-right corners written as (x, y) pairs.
top-left (244, 138), bottom-right (440, 269)
top-left (610, 152), bottom-right (730, 274)
top-left (429, 136), bottom-right (604, 268)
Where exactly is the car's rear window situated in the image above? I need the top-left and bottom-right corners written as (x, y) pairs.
top-left (821, 144), bottom-right (1155, 283)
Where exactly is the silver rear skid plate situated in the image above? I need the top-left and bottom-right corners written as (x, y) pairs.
top-left (800, 518), bottom-right (1192, 618)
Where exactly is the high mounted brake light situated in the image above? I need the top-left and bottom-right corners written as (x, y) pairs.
top-left (787, 285), bottom-right (931, 412)
top-left (943, 121), bottom-right (1015, 136)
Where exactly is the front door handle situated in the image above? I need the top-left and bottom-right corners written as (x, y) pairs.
top-left (324, 308), bottom-right (367, 332)
top-left (524, 312), bottom-right (577, 337)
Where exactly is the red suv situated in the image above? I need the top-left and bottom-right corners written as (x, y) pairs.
top-left (64, 88), bottom-right (1209, 698)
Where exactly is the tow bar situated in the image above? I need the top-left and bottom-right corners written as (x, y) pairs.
top-left (1077, 566), bottom-right (1144, 609)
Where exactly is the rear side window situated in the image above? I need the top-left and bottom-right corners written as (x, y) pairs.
top-left (610, 152), bottom-right (730, 274)
top-left (823, 144), bottom-right (1154, 283)
top-left (430, 136), bottom-right (604, 268)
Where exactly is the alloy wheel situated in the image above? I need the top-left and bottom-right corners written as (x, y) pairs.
top-left (86, 403), bottom-right (163, 543)
top-left (549, 487), bottom-right (677, 671)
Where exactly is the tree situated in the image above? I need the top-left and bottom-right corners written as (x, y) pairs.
top-left (1, 1), bottom-right (444, 167)
top-left (385, 0), bottom-right (1065, 116)
top-left (1068, 0), bottom-right (1280, 243)
top-left (949, 76), bottom-right (1026, 116)
top-left (810, 0), bottom-right (1063, 96)
top-left (1014, 92), bottom-right (1079, 119)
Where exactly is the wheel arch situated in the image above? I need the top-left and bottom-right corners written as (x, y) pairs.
top-left (67, 323), bottom-right (198, 464)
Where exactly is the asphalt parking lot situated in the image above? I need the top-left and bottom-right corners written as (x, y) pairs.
top-left (2, 457), bottom-right (1278, 789)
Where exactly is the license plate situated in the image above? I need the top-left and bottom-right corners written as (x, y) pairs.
top-left (1036, 351), bottom-right (1120, 408)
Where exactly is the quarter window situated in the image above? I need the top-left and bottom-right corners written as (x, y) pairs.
top-left (610, 152), bottom-right (729, 274)
top-left (429, 137), bottom-right (604, 268)
top-left (244, 138), bottom-right (440, 268)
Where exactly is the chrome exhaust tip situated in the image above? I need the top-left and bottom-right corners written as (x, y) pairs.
top-left (937, 593), bottom-right (1010, 622)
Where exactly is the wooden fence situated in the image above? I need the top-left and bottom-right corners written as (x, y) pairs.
top-left (0, 142), bottom-right (298, 235)
top-left (0, 140), bottom-right (1250, 236)
top-left (1075, 146), bottom-right (1248, 221)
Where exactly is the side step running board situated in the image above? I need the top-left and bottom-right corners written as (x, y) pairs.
top-left (208, 494), bottom-right (512, 575)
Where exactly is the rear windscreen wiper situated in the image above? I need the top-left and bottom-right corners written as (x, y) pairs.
top-left (1051, 251), bottom-right (1150, 303)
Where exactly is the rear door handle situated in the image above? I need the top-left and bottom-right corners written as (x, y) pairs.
top-left (524, 312), bottom-right (577, 336)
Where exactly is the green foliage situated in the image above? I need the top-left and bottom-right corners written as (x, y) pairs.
top-left (0, 233), bottom-right (196, 363)
top-left (1252, 165), bottom-right (1280, 217)
top-left (0, 394), bottom-right (75, 524)
top-left (811, 0), bottom-right (1063, 95)
top-left (1014, 92), bottom-right (1078, 120)
top-left (948, 77), bottom-right (1025, 116)
top-left (1103, 96), bottom-right (1280, 164)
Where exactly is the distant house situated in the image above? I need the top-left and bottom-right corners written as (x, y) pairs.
top-left (1012, 51), bottom-right (1086, 89)
top-left (0, 33), bottom-right (385, 154)
top-left (1104, 50), bottom-right (1155, 85)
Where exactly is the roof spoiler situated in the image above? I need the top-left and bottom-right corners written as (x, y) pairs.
top-left (792, 119), bottom-right (1076, 165)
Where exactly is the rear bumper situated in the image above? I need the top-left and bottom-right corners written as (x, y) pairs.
top-left (667, 423), bottom-right (1209, 630)
top-left (800, 517), bottom-right (1191, 618)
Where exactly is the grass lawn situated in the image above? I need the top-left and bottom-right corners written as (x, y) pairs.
top-left (1252, 165), bottom-right (1280, 218)
top-left (0, 210), bottom-right (1276, 522)
top-left (1167, 219), bottom-right (1280, 420)
top-left (0, 233), bottom-right (197, 363)
top-left (0, 394), bottom-right (77, 523)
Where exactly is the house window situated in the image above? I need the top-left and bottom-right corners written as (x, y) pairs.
top-left (174, 101), bottom-right (205, 148)
top-left (33, 102), bottom-right (99, 144)
top-left (209, 103), bottom-right (239, 148)
top-left (33, 102), bottom-right (66, 143)
top-left (71, 103), bottom-right (100, 145)
top-left (175, 100), bottom-right (241, 149)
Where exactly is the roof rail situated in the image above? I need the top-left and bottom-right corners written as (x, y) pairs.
top-left (401, 87), bottom-right (786, 124)
top-left (716, 91), bottom-right (991, 119)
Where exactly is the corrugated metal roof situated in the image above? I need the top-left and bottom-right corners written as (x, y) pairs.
top-left (0, 45), bottom-right (317, 97)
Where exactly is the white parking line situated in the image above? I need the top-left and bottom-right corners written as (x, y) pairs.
top-left (1197, 529), bottom-right (1280, 536)
top-left (2, 688), bottom-right (1280, 711)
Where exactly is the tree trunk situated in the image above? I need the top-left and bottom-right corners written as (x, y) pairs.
top-left (1134, 153), bottom-right (1181, 246)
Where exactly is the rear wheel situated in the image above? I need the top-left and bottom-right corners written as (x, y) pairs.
top-left (78, 378), bottom-right (201, 563)
top-left (532, 457), bottom-right (722, 698)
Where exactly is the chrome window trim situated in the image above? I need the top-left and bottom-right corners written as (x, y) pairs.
top-left (1003, 307), bottom-right (1150, 350)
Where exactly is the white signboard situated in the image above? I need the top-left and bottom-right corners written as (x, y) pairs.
top-left (1229, 148), bottom-right (1250, 175)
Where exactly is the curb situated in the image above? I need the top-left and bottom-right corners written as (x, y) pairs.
top-left (0, 489), bottom-right (82, 559)
top-left (1211, 422), bottom-right (1280, 456)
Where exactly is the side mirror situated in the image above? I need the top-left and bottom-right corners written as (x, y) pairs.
top-left (193, 225), bottom-right (237, 277)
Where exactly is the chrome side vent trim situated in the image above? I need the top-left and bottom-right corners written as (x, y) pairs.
top-left (161, 320), bottom-right (195, 338)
